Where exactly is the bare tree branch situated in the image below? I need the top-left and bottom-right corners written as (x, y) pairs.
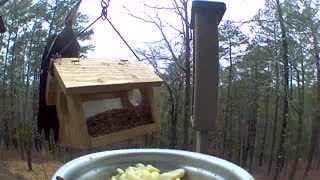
top-left (143, 3), bottom-right (177, 11)
top-left (143, 38), bottom-right (165, 45)
top-left (222, 19), bottom-right (278, 28)
top-left (123, 6), bottom-right (154, 24)
top-left (166, 22), bottom-right (183, 35)
top-left (124, 0), bottom-right (188, 73)
top-left (173, 0), bottom-right (188, 31)
top-left (156, 14), bottom-right (186, 72)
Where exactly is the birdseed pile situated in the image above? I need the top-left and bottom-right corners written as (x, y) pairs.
top-left (87, 107), bottom-right (153, 137)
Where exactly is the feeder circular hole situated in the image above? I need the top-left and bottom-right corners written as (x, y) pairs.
top-left (128, 89), bottom-right (142, 106)
top-left (60, 92), bottom-right (68, 114)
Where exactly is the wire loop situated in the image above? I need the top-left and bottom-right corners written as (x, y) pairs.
top-left (56, 0), bottom-right (141, 61)
top-left (101, 0), bottom-right (110, 20)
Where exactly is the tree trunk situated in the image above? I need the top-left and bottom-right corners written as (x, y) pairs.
top-left (242, 130), bottom-right (247, 167)
top-left (248, 62), bottom-right (259, 173)
top-left (223, 40), bottom-right (233, 159)
top-left (47, 0), bottom-right (58, 38)
top-left (18, 126), bottom-right (25, 161)
top-left (259, 86), bottom-right (270, 167)
top-left (237, 109), bottom-right (243, 165)
top-left (304, 25), bottom-right (320, 180)
top-left (241, 82), bottom-right (251, 168)
top-left (170, 115), bottom-right (176, 149)
top-left (268, 24), bottom-right (280, 176)
top-left (317, 139), bottom-right (320, 169)
top-left (175, 82), bottom-right (183, 148)
top-left (228, 97), bottom-right (234, 162)
top-left (26, 137), bottom-right (32, 171)
top-left (2, 32), bottom-right (11, 150)
top-left (273, 0), bottom-right (289, 179)
top-left (290, 64), bottom-right (293, 102)
top-left (289, 41), bottom-right (305, 180)
top-left (241, 111), bottom-right (248, 167)
top-left (183, 0), bottom-right (191, 149)
top-left (168, 86), bottom-right (177, 148)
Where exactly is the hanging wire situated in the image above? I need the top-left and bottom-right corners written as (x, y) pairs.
top-left (59, 16), bottom-right (102, 56)
top-left (101, 0), bottom-right (110, 20)
top-left (100, 0), bottom-right (141, 61)
top-left (48, 14), bottom-right (102, 75)
top-left (57, 0), bottom-right (141, 61)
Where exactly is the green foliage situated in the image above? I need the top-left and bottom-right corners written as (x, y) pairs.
top-left (0, 0), bottom-right (95, 163)
top-left (0, 0), bottom-right (319, 177)
top-left (211, 1), bottom-right (320, 175)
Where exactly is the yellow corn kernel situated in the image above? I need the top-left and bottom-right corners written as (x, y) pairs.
top-left (150, 172), bottom-right (160, 180)
top-left (117, 168), bottom-right (125, 174)
top-left (146, 165), bottom-right (160, 173)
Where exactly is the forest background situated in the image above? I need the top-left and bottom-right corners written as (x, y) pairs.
top-left (0, 0), bottom-right (320, 179)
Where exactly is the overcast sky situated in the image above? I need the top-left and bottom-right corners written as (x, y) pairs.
top-left (78, 0), bottom-right (265, 59)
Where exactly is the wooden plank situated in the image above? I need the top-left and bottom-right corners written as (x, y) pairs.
top-left (90, 123), bottom-right (159, 148)
top-left (45, 72), bottom-right (57, 105)
top-left (53, 58), bottom-right (163, 95)
top-left (65, 94), bottom-right (91, 149)
top-left (67, 82), bottom-right (162, 95)
top-left (80, 91), bottom-right (125, 102)
top-left (56, 87), bottom-right (91, 149)
top-left (141, 88), bottom-right (161, 128)
top-left (55, 87), bottom-right (71, 146)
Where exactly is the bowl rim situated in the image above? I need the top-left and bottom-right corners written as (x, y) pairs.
top-left (52, 148), bottom-right (254, 180)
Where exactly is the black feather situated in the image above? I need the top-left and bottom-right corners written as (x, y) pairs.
top-left (38, 0), bottom-right (81, 144)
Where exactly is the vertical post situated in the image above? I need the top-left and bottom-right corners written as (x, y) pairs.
top-left (191, 1), bottom-right (226, 154)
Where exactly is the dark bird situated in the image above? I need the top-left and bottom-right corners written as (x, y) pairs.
top-left (0, 0), bottom-right (11, 33)
top-left (38, 0), bottom-right (82, 145)
top-left (0, 16), bottom-right (5, 33)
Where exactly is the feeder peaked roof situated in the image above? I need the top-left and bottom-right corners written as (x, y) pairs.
top-left (53, 58), bottom-right (163, 94)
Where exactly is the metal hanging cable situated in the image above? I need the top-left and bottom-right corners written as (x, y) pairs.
top-left (59, 16), bottom-right (102, 56)
top-left (58, 0), bottom-right (141, 61)
top-left (100, 0), bottom-right (141, 61)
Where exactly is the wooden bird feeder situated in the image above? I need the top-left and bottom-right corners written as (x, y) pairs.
top-left (46, 58), bottom-right (163, 149)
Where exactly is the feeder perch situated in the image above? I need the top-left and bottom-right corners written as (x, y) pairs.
top-left (46, 58), bottom-right (163, 149)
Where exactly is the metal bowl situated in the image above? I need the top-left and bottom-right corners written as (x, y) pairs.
top-left (52, 149), bottom-right (254, 180)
